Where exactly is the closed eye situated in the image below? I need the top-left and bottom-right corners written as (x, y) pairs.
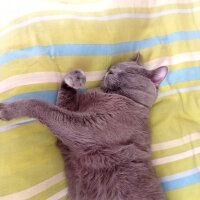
top-left (125, 69), bottom-right (136, 75)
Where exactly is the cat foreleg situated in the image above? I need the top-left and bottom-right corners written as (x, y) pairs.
top-left (56, 70), bottom-right (86, 110)
top-left (0, 99), bottom-right (95, 149)
top-left (0, 99), bottom-right (61, 122)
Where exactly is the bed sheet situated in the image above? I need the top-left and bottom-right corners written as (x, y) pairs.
top-left (0, 0), bottom-right (200, 199)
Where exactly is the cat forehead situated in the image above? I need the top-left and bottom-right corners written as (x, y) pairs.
top-left (111, 61), bottom-right (148, 74)
top-left (113, 61), bottom-right (138, 67)
top-left (112, 61), bottom-right (144, 69)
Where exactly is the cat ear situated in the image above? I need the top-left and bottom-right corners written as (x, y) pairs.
top-left (132, 52), bottom-right (142, 65)
top-left (149, 66), bottom-right (168, 87)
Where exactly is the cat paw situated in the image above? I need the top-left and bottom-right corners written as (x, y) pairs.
top-left (64, 70), bottom-right (86, 89)
top-left (0, 103), bottom-right (12, 121)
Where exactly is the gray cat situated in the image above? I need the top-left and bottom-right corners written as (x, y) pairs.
top-left (0, 53), bottom-right (167, 200)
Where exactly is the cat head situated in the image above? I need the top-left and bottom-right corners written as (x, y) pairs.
top-left (101, 53), bottom-right (168, 108)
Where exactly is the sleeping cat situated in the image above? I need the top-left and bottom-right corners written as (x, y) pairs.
top-left (0, 53), bottom-right (167, 200)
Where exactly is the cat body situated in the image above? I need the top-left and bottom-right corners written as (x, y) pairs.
top-left (0, 53), bottom-right (167, 200)
top-left (57, 90), bottom-right (163, 200)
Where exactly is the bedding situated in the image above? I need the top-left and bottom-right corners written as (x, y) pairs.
top-left (0, 0), bottom-right (200, 199)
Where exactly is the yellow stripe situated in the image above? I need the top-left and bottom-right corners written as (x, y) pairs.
top-left (159, 79), bottom-right (200, 93)
top-left (166, 183), bottom-right (200, 200)
top-left (151, 91), bottom-right (200, 143)
top-left (0, 122), bottom-right (64, 195)
top-left (0, 12), bottom-right (200, 55)
top-left (0, 56), bottom-right (110, 81)
top-left (154, 156), bottom-right (200, 177)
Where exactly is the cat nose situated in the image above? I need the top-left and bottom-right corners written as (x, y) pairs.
top-left (108, 69), bottom-right (114, 75)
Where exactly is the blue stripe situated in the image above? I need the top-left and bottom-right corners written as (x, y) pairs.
top-left (161, 66), bottom-right (200, 86)
top-left (162, 172), bottom-right (200, 191)
top-left (1, 89), bottom-right (86, 104)
top-left (2, 91), bottom-right (58, 104)
top-left (0, 30), bottom-right (200, 66)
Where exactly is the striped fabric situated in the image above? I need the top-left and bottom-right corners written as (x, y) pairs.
top-left (0, 0), bottom-right (200, 199)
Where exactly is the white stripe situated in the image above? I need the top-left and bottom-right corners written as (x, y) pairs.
top-left (0, 72), bottom-right (63, 94)
top-left (1, 6), bottom-right (200, 37)
top-left (85, 70), bottom-right (106, 81)
top-left (110, 0), bottom-right (199, 7)
top-left (151, 132), bottom-right (200, 151)
top-left (47, 188), bottom-right (68, 200)
top-left (0, 71), bottom-right (106, 94)
top-left (145, 52), bottom-right (200, 70)
top-left (158, 85), bottom-right (200, 98)
top-left (0, 0), bottom-right (198, 28)
top-left (0, 172), bottom-right (66, 200)
top-left (160, 166), bottom-right (200, 182)
top-left (152, 146), bottom-right (200, 166)
top-left (1, 52), bottom-right (200, 95)
top-left (0, 118), bottom-right (37, 133)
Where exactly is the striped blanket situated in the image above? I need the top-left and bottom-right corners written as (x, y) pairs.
top-left (0, 0), bottom-right (200, 199)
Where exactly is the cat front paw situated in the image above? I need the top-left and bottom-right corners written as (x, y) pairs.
top-left (64, 70), bottom-right (86, 89)
top-left (0, 103), bottom-right (13, 121)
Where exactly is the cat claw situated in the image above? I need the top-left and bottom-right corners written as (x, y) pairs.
top-left (64, 70), bottom-right (86, 90)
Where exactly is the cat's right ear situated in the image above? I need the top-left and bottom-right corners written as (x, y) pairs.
top-left (149, 66), bottom-right (168, 87)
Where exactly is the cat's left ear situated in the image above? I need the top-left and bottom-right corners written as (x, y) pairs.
top-left (132, 52), bottom-right (142, 65)
top-left (149, 66), bottom-right (168, 87)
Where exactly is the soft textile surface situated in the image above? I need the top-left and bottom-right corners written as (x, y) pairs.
top-left (0, 0), bottom-right (200, 199)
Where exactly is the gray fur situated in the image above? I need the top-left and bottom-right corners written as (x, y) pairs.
top-left (0, 53), bottom-right (167, 200)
